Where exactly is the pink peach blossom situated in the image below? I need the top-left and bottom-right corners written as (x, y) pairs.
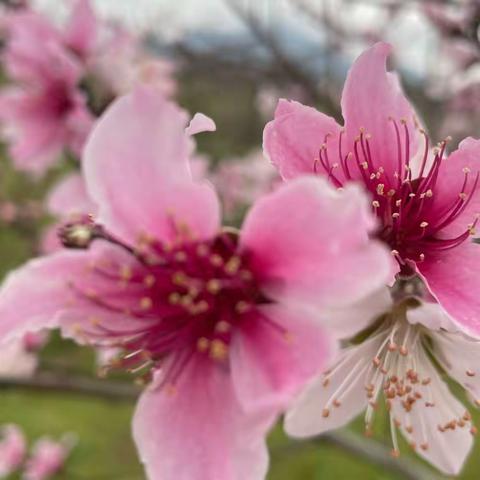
top-left (0, 5), bottom-right (94, 173)
top-left (265, 41), bottom-right (480, 474)
top-left (212, 150), bottom-right (280, 218)
top-left (0, 424), bottom-right (26, 477)
top-left (0, 87), bottom-right (390, 480)
top-left (23, 436), bottom-right (74, 480)
top-left (264, 41), bottom-right (480, 337)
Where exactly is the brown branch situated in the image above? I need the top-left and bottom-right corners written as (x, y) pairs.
top-left (0, 372), bottom-right (139, 401)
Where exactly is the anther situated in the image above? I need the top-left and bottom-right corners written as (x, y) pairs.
top-left (139, 297), bottom-right (152, 310)
top-left (197, 337), bottom-right (210, 353)
top-left (209, 339), bottom-right (229, 361)
top-left (206, 279), bottom-right (222, 294)
top-left (144, 275), bottom-right (156, 287)
top-left (322, 408), bottom-right (330, 418)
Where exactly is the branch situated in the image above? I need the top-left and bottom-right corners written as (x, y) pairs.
top-left (0, 372), bottom-right (139, 401)
top-left (224, 0), bottom-right (339, 112)
top-left (2, 373), bottom-right (439, 479)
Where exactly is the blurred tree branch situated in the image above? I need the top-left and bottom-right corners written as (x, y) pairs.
top-left (1, 373), bottom-right (439, 480)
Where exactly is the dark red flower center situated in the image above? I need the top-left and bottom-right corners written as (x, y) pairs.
top-left (63, 224), bottom-right (272, 386)
top-left (314, 121), bottom-right (479, 275)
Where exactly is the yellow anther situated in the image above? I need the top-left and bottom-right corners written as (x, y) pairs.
top-left (168, 292), bottom-right (181, 305)
top-left (207, 279), bottom-right (222, 294)
top-left (210, 254), bottom-right (223, 267)
top-left (120, 265), bottom-right (133, 281)
top-left (235, 301), bottom-right (251, 314)
top-left (376, 184), bottom-right (385, 195)
top-left (144, 275), bottom-right (156, 287)
top-left (372, 200), bottom-right (380, 208)
top-left (420, 221), bottom-right (429, 228)
top-left (225, 256), bottom-right (241, 274)
top-left (210, 339), bottom-right (229, 361)
top-left (215, 321), bottom-right (231, 333)
top-left (172, 271), bottom-right (187, 285)
top-left (197, 337), bottom-right (210, 352)
top-left (140, 297), bottom-right (153, 310)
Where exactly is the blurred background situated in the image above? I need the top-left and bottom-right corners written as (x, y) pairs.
top-left (0, 0), bottom-right (480, 478)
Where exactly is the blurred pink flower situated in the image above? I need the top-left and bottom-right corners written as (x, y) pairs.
top-left (0, 332), bottom-right (47, 379)
top-left (0, 0), bottom-right (176, 174)
top-left (265, 41), bottom-right (480, 338)
top-left (212, 150), bottom-right (280, 218)
top-left (0, 87), bottom-right (390, 480)
top-left (93, 30), bottom-right (177, 98)
top-left (0, 3), bottom-right (95, 174)
top-left (23, 436), bottom-right (75, 480)
top-left (0, 424), bottom-right (26, 478)
top-left (265, 41), bottom-right (480, 474)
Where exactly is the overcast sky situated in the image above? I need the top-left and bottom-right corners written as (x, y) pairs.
top-left (32, 0), bottom-right (437, 77)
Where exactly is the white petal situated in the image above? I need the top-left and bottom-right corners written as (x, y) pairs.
top-left (285, 333), bottom-right (384, 437)
top-left (390, 347), bottom-right (473, 475)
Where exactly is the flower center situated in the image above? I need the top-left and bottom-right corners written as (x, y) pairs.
top-left (314, 121), bottom-right (479, 274)
top-left (62, 222), bottom-right (269, 386)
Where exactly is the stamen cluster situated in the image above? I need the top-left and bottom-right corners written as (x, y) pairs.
top-left (314, 121), bottom-right (479, 274)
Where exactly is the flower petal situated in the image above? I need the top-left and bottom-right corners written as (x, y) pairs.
top-left (230, 303), bottom-right (336, 412)
top-left (240, 176), bottom-right (391, 310)
top-left (418, 240), bottom-right (480, 336)
top-left (263, 99), bottom-right (343, 181)
top-left (64, 0), bottom-right (97, 59)
top-left (322, 287), bottom-right (392, 339)
top-left (185, 113), bottom-right (216, 136)
top-left (431, 328), bottom-right (480, 406)
top-left (341, 42), bottom-right (419, 184)
top-left (430, 136), bottom-right (480, 237)
top-left (0, 251), bottom-right (91, 345)
top-left (133, 361), bottom-right (276, 480)
top-left (390, 347), bottom-right (473, 475)
top-left (285, 336), bottom-right (381, 437)
top-left (47, 172), bottom-right (96, 217)
top-left (0, 339), bottom-right (37, 378)
top-left (83, 87), bottom-right (221, 245)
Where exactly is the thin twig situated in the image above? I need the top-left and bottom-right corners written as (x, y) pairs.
top-left (1, 373), bottom-right (439, 479)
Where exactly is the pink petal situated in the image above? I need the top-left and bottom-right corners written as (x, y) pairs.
top-left (0, 425), bottom-right (26, 477)
top-left (83, 87), bottom-right (221, 245)
top-left (0, 339), bottom-right (38, 378)
top-left (64, 0), bottom-right (97, 59)
top-left (341, 42), bottom-right (419, 184)
top-left (390, 347), bottom-right (472, 475)
top-left (240, 176), bottom-right (391, 310)
top-left (430, 136), bottom-right (480, 237)
top-left (47, 173), bottom-right (97, 217)
top-left (230, 303), bottom-right (336, 412)
top-left (285, 336), bottom-right (381, 437)
top-left (418, 240), bottom-right (480, 336)
top-left (0, 251), bottom-right (92, 345)
top-left (185, 113), bottom-right (216, 136)
top-left (133, 361), bottom-right (276, 480)
top-left (263, 99), bottom-right (342, 180)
